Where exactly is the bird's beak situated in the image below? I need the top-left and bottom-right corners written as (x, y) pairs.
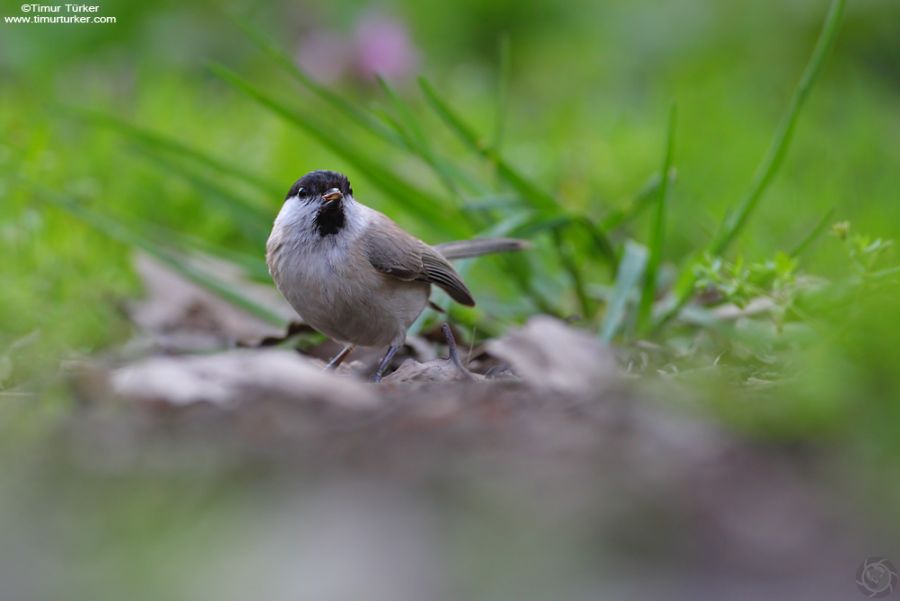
top-left (322, 188), bottom-right (343, 203)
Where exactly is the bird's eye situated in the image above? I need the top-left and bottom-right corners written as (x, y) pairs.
top-left (298, 187), bottom-right (305, 195)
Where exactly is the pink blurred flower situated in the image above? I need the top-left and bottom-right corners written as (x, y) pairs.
top-left (352, 15), bottom-right (419, 81)
top-left (295, 14), bottom-right (419, 84)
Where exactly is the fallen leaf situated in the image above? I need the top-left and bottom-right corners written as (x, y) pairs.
top-left (486, 315), bottom-right (618, 396)
top-left (128, 253), bottom-right (294, 349)
top-left (383, 358), bottom-right (484, 383)
top-left (110, 349), bottom-right (379, 410)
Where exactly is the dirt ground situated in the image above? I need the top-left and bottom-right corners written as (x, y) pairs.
top-left (3, 255), bottom-right (883, 600)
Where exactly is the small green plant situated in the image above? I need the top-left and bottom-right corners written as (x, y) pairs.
top-left (834, 221), bottom-right (895, 277)
top-left (694, 251), bottom-right (799, 309)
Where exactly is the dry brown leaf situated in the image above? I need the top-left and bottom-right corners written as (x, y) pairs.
top-left (383, 358), bottom-right (484, 383)
top-left (128, 253), bottom-right (294, 348)
top-left (485, 315), bottom-right (618, 396)
top-left (110, 349), bottom-right (378, 409)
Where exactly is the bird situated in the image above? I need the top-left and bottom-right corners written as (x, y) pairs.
top-left (266, 169), bottom-right (527, 381)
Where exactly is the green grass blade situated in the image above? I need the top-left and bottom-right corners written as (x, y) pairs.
top-left (232, 18), bottom-right (496, 223)
top-left (789, 208), bottom-right (836, 258)
top-left (600, 240), bottom-right (648, 342)
top-left (637, 104), bottom-right (677, 333)
top-left (496, 211), bottom-right (616, 267)
top-left (137, 220), bottom-right (273, 283)
top-left (552, 227), bottom-right (592, 319)
top-left (470, 211), bottom-right (566, 315)
top-left (371, 108), bottom-right (422, 153)
top-left (377, 76), bottom-right (485, 197)
top-left (211, 65), bottom-right (471, 238)
top-left (136, 150), bottom-right (272, 244)
top-left (63, 107), bottom-right (284, 197)
top-left (419, 75), bottom-right (618, 278)
top-left (461, 193), bottom-right (521, 212)
top-left (656, 0), bottom-right (846, 330)
top-left (598, 168), bottom-right (677, 232)
top-left (869, 266), bottom-right (900, 281)
top-left (571, 215), bottom-right (617, 267)
top-left (230, 16), bottom-right (406, 148)
top-left (375, 76), bottom-right (430, 151)
top-left (479, 209), bottom-right (537, 238)
top-left (709, 0), bottom-right (845, 256)
top-left (418, 76), bottom-right (559, 213)
top-left (31, 187), bottom-right (286, 325)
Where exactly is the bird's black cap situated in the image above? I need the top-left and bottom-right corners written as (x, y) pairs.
top-left (286, 170), bottom-right (353, 201)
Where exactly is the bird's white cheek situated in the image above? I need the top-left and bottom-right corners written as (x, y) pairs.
top-left (273, 197), bottom-right (312, 229)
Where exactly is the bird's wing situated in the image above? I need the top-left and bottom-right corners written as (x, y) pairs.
top-left (363, 214), bottom-right (475, 307)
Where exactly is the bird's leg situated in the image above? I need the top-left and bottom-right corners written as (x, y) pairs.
top-left (441, 323), bottom-right (473, 380)
top-left (325, 344), bottom-right (356, 370)
top-left (371, 344), bottom-right (400, 382)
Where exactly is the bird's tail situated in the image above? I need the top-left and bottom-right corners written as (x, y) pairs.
top-left (435, 237), bottom-right (531, 260)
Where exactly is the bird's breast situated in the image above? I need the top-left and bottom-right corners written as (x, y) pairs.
top-left (267, 232), bottom-right (429, 347)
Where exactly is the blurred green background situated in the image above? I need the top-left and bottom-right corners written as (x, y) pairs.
top-left (1, 0), bottom-right (899, 435)
top-left (1, 0), bottom-right (900, 595)
top-left (2, 0), bottom-right (898, 367)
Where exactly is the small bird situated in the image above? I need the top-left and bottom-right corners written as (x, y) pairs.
top-left (266, 169), bottom-right (527, 381)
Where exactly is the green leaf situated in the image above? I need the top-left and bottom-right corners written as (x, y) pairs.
top-left (137, 220), bottom-right (272, 283)
top-left (63, 107), bottom-right (283, 197)
top-left (31, 185), bottom-right (286, 325)
top-left (461, 193), bottom-right (522, 212)
top-left (502, 212), bottom-right (616, 267)
top-left (552, 227), bottom-right (592, 319)
top-left (789, 208), bottom-right (836, 258)
top-left (375, 75), bottom-right (484, 198)
top-left (637, 104), bottom-right (677, 333)
top-left (136, 149), bottom-right (272, 245)
top-left (600, 240), bottom-right (648, 342)
top-left (710, 0), bottom-right (846, 257)
top-left (211, 64), bottom-right (471, 238)
top-left (230, 16), bottom-right (406, 149)
top-left (418, 76), bottom-right (559, 213)
top-left (599, 168), bottom-right (677, 232)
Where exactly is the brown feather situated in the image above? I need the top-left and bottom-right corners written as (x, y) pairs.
top-left (363, 213), bottom-right (476, 307)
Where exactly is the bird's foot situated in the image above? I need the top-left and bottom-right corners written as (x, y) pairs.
top-left (370, 344), bottom-right (400, 382)
top-left (325, 344), bottom-right (356, 370)
top-left (441, 323), bottom-right (473, 380)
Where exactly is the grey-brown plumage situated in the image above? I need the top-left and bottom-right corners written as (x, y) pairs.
top-left (266, 170), bottom-right (528, 380)
top-left (363, 213), bottom-right (475, 306)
